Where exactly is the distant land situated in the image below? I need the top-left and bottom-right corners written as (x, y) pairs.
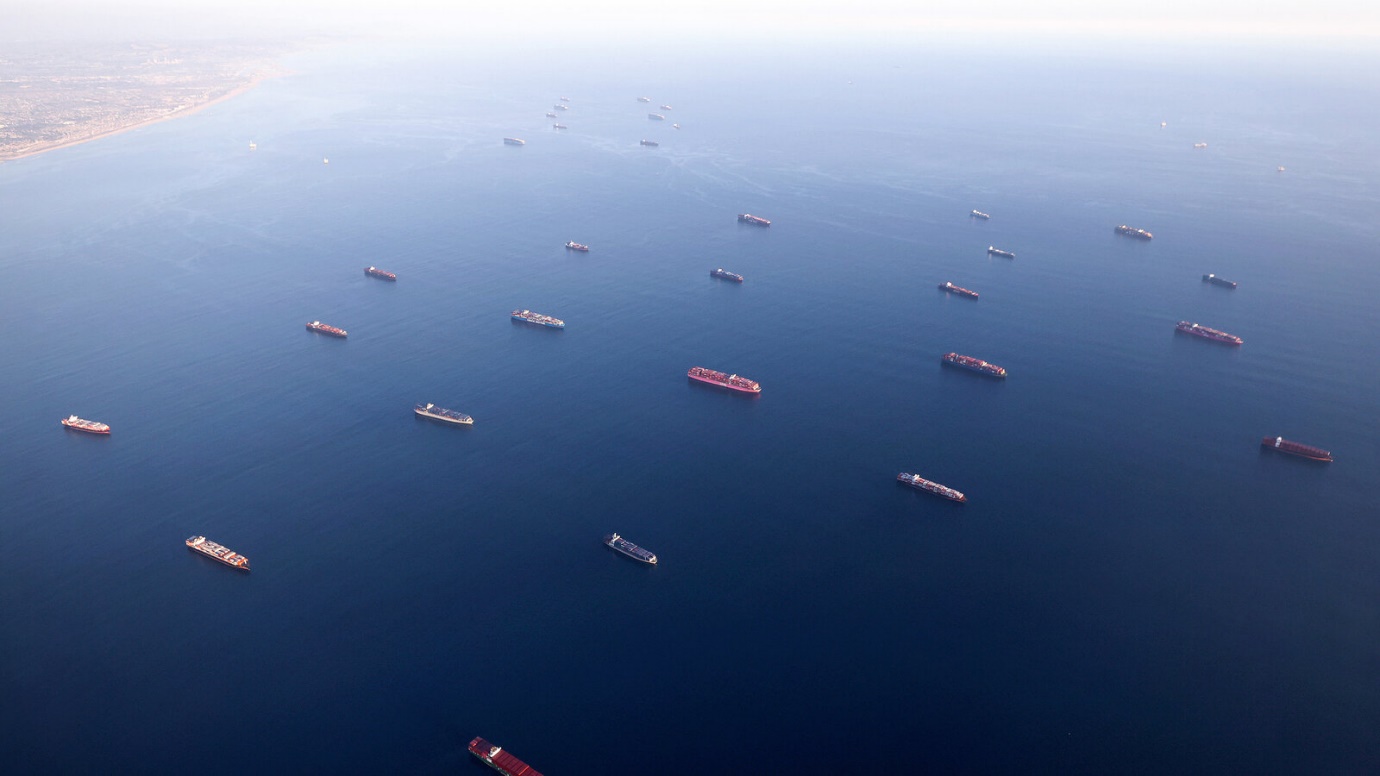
top-left (0, 41), bottom-right (303, 162)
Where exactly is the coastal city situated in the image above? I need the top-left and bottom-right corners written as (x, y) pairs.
top-left (0, 41), bottom-right (291, 162)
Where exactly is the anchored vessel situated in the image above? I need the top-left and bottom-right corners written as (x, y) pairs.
top-left (306, 321), bottom-right (348, 338)
top-left (688, 366), bottom-right (761, 394)
top-left (468, 737), bottom-right (544, 776)
top-left (987, 246), bottom-right (1015, 258)
top-left (61, 415), bottom-right (110, 435)
top-left (364, 266), bottom-right (396, 281)
top-left (186, 536), bottom-right (250, 571)
top-left (711, 268), bottom-right (744, 282)
top-left (1176, 321), bottom-right (1242, 345)
top-left (648, 113), bottom-right (665, 120)
top-left (605, 533), bottom-right (658, 564)
top-left (942, 352), bottom-right (1007, 378)
top-left (559, 96), bottom-right (570, 102)
top-left (503, 137), bottom-right (526, 146)
top-left (553, 104), bottom-right (568, 111)
top-left (738, 213), bottom-right (771, 227)
top-left (637, 96), bottom-right (651, 102)
top-left (1116, 225), bottom-right (1154, 240)
top-left (512, 309), bottom-right (565, 329)
top-left (897, 472), bottom-right (967, 502)
top-left (939, 281), bottom-right (979, 299)
top-left (414, 403), bottom-right (473, 426)
top-left (552, 123), bottom-right (567, 129)
top-left (565, 241), bottom-right (590, 252)
top-left (640, 139), bottom-right (659, 147)
top-left (659, 104), bottom-right (672, 110)
top-left (1262, 436), bottom-right (1332, 462)
top-left (970, 210), bottom-right (991, 220)
top-left (545, 112), bottom-right (558, 118)
top-left (1202, 273), bottom-right (1238, 289)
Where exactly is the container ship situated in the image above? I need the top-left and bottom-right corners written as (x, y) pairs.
top-left (605, 533), bottom-right (658, 564)
top-left (1202, 273), bottom-right (1237, 289)
top-left (648, 113), bottom-right (665, 120)
top-left (640, 139), bottom-right (659, 147)
top-left (565, 241), bottom-right (590, 252)
top-left (711, 268), bottom-right (744, 282)
top-left (186, 536), bottom-right (250, 571)
top-left (512, 309), bottom-right (565, 329)
top-left (503, 137), bottom-right (526, 146)
top-left (738, 213), bottom-right (771, 227)
top-left (688, 366), bottom-right (761, 394)
top-left (306, 321), bottom-right (348, 338)
top-left (939, 281), bottom-right (979, 299)
top-left (1115, 225), bottom-right (1154, 240)
top-left (1261, 436), bottom-right (1332, 462)
top-left (364, 266), bottom-right (396, 281)
top-left (61, 415), bottom-right (110, 435)
top-left (970, 210), bottom-right (991, 220)
top-left (896, 472), bottom-right (967, 502)
top-left (1175, 321), bottom-right (1242, 345)
top-left (468, 737), bottom-right (543, 776)
top-left (942, 352), bottom-right (1007, 378)
top-left (414, 403), bottom-right (473, 426)
top-left (987, 246), bottom-right (1015, 258)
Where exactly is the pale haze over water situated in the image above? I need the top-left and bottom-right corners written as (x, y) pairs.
top-left (2, 8), bottom-right (1379, 776)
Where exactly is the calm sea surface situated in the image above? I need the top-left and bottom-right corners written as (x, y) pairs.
top-left (2, 36), bottom-right (1379, 774)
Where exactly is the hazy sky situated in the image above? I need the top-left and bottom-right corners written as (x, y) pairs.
top-left (12, 0), bottom-right (1379, 41)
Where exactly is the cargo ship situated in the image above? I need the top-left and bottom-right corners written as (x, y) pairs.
top-left (1175, 321), bottom-right (1242, 345)
top-left (896, 472), bottom-right (967, 503)
top-left (552, 123), bottom-right (567, 130)
top-left (414, 403), bottom-right (473, 426)
top-left (565, 241), bottom-right (589, 252)
top-left (987, 246), bottom-right (1014, 258)
top-left (942, 352), bottom-right (1007, 378)
top-left (61, 415), bottom-right (110, 435)
top-left (970, 210), bottom-right (991, 220)
top-left (1115, 225), bottom-right (1154, 240)
top-left (1202, 273), bottom-right (1237, 289)
top-left (659, 104), bottom-right (672, 110)
top-left (468, 737), bottom-right (543, 776)
top-left (365, 266), bottom-right (396, 281)
top-left (939, 281), bottom-right (979, 299)
top-left (605, 533), bottom-right (658, 564)
top-left (648, 113), bottom-right (665, 120)
top-left (637, 96), bottom-right (651, 102)
top-left (545, 112), bottom-right (558, 118)
top-left (503, 137), bottom-right (526, 146)
top-left (640, 139), bottom-right (659, 147)
top-left (511, 309), bottom-right (565, 329)
top-left (711, 268), bottom-right (744, 282)
top-left (688, 366), bottom-right (761, 394)
top-left (186, 536), bottom-right (250, 571)
top-left (1261, 436), bottom-right (1332, 462)
top-left (738, 213), bottom-right (771, 227)
top-left (1193, 142), bottom-right (1208, 149)
top-left (559, 96), bottom-right (570, 102)
top-left (553, 104), bottom-right (568, 111)
top-left (306, 321), bottom-right (348, 338)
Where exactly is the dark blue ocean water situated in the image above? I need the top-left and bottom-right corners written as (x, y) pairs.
top-left (3, 37), bottom-right (1379, 774)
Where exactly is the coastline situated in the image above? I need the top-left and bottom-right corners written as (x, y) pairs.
top-left (0, 71), bottom-right (281, 165)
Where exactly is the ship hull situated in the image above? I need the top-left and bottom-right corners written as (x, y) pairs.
top-left (687, 373), bottom-right (761, 394)
top-left (1175, 323), bottom-right (1241, 346)
top-left (61, 420), bottom-right (110, 435)
top-left (1261, 437), bottom-right (1332, 462)
top-left (941, 354), bottom-right (1007, 378)
top-left (364, 268), bottom-right (396, 281)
